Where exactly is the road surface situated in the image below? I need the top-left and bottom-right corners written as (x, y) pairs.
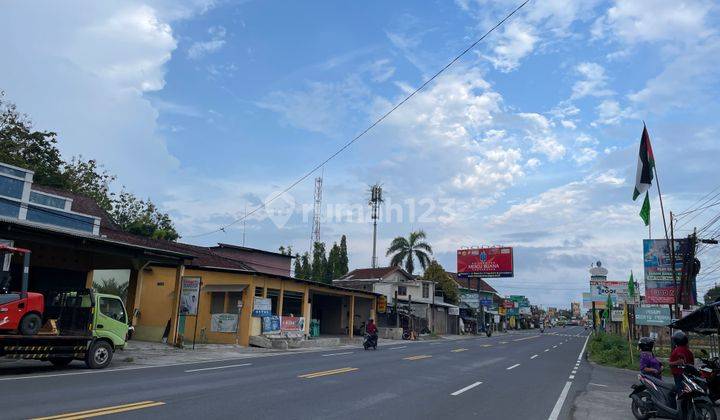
top-left (0, 326), bottom-right (592, 419)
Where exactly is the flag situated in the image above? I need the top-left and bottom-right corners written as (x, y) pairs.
top-left (639, 192), bottom-right (650, 226)
top-left (622, 304), bottom-right (629, 334)
top-left (628, 271), bottom-right (636, 300)
top-left (633, 124), bottom-right (655, 201)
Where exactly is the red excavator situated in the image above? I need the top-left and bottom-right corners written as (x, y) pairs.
top-left (0, 243), bottom-right (44, 335)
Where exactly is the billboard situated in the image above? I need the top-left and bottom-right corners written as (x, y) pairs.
top-left (589, 280), bottom-right (639, 304)
top-left (571, 302), bottom-right (581, 318)
top-left (179, 277), bottom-right (201, 316)
top-left (643, 239), bottom-right (685, 304)
top-left (457, 247), bottom-right (513, 278)
top-left (582, 292), bottom-right (615, 309)
top-left (635, 306), bottom-right (672, 326)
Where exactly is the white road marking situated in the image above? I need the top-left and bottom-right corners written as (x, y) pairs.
top-left (531, 355), bottom-right (538, 359)
top-left (430, 342), bottom-right (444, 346)
top-left (321, 352), bottom-right (354, 357)
top-left (451, 381), bottom-right (483, 396)
top-left (589, 383), bottom-right (608, 387)
top-left (389, 346), bottom-right (407, 350)
top-left (552, 345), bottom-right (557, 348)
top-left (569, 375), bottom-right (575, 379)
top-left (507, 363), bottom-right (521, 370)
top-left (548, 381), bottom-right (572, 420)
top-left (544, 349), bottom-right (550, 352)
top-left (185, 363), bottom-right (252, 373)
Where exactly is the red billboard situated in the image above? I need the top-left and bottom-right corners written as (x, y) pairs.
top-left (457, 247), bottom-right (514, 278)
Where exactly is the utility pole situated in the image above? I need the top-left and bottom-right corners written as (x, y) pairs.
top-left (311, 175), bottom-right (323, 249)
top-left (670, 212), bottom-right (679, 318)
top-left (369, 184), bottom-right (383, 268)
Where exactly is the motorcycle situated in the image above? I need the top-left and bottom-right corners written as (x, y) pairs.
top-left (698, 349), bottom-right (720, 403)
top-left (363, 333), bottom-right (378, 350)
top-left (629, 365), bottom-right (717, 420)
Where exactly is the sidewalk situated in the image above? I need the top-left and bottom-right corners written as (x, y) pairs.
top-left (571, 363), bottom-right (637, 420)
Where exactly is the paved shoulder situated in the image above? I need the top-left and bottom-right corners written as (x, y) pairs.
top-left (571, 363), bottom-right (637, 420)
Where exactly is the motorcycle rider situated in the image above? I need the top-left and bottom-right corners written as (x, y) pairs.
top-left (669, 331), bottom-right (694, 393)
top-left (366, 318), bottom-right (378, 344)
top-left (638, 337), bottom-right (663, 379)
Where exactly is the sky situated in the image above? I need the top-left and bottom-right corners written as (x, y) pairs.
top-left (2, 0), bottom-right (720, 308)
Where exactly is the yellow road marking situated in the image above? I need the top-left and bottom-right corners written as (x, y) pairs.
top-left (513, 335), bottom-right (540, 342)
top-left (298, 367), bottom-right (358, 379)
top-left (451, 348), bottom-right (468, 353)
top-left (32, 401), bottom-right (165, 420)
top-left (404, 355), bottom-right (432, 360)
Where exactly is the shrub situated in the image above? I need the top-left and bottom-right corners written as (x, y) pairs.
top-left (587, 332), bottom-right (638, 370)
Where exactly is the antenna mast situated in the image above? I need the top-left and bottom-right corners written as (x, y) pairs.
top-left (369, 183), bottom-right (383, 268)
top-left (311, 175), bottom-right (323, 248)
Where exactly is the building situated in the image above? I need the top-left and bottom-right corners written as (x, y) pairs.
top-left (333, 267), bottom-right (459, 334)
top-left (0, 161), bottom-right (377, 346)
top-left (449, 273), bottom-right (501, 331)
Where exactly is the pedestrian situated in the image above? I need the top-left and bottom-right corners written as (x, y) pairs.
top-left (638, 337), bottom-right (662, 379)
top-left (668, 331), bottom-right (694, 393)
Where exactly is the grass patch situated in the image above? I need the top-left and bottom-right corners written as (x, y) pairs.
top-left (587, 332), bottom-right (639, 370)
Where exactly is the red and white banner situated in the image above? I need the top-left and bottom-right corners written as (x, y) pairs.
top-left (457, 247), bottom-right (514, 278)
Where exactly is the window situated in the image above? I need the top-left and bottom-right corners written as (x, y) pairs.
top-left (422, 283), bottom-right (430, 299)
top-left (397, 285), bottom-right (407, 296)
top-left (0, 165), bottom-right (27, 179)
top-left (30, 191), bottom-right (67, 209)
top-left (255, 287), bottom-right (264, 297)
top-left (99, 297), bottom-right (126, 323)
top-left (282, 291), bottom-right (304, 316)
top-left (227, 292), bottom-right (243, 314)
top-left (26, 206), bottom-right (95, 233)
top-left (210, 292), bottom-right (225, 314)
top-left (0, 175), bottom-right (24, 199)
top-left (0, 198), bottom-right (20, 218)
top-left (267, 289), bottom-right (280, 315)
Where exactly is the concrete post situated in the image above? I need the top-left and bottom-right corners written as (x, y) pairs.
top-left (349, 295), bottom-right (355, 338)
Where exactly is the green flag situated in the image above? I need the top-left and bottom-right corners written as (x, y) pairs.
top-left (639, 192), bottom-right (650, 226)
top-left (628, 271), bottom-right (636, 299)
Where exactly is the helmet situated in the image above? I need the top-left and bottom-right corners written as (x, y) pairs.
top-left (672, 331), bottom-right (689, 347)
top-left (638, 337), bottom-right (655, 352)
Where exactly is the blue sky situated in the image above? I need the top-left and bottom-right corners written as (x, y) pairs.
top-left (2, 0), bottom-right (720, 307)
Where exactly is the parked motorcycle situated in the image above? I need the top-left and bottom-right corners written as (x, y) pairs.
top-left (363, 333), bottom-right (377, 350)
top-left (629, 365), bottom-right (717, 420)
top-left (698, 349), bottom-right (720, 403)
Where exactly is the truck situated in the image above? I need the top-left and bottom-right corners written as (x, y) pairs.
top-left (0, 289), bottom-right (130, 369)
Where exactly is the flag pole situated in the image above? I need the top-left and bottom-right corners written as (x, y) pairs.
top-left (651, 145), bottom-right (678, 318)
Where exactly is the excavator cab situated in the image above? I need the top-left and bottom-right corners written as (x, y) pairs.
top-left (0, 243), bottom-right (45, 335)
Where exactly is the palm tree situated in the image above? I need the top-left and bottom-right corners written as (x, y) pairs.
top-left (386, 230), bottom-right (433, 275)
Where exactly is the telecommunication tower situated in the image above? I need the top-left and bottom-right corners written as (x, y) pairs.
top-left (369, 183), bottom-right (383, 268)
top-left (311, 175), bottom-right (323, 247)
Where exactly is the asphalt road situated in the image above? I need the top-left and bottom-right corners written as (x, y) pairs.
top-left (0, 326), bottom-right (592, 420)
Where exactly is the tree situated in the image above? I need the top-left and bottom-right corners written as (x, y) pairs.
top-left (386, 230), bottom-right (433, 275)
top-left (310, 242), bottom-right (328, 283)
top-left (422, 260), bottom-right (459, 304)
top-left (93, 278), bottom-right (128, 302)
top-left (327, 242), bottom-right (343, 280)
top-left (110, 190), bottom-right (179, 241)
top-left (338, 235), bottom-right (349, 276)
top-left (278, 246), bottom-right (294, 256)
top-left (299, 252), bottom-right (311, 280)
top-left (293, 253), bottom-right (303, 278)
top-left (705, 285), bottom-right (720, 304)
top-left (62, 157), bottom-right (116, 212)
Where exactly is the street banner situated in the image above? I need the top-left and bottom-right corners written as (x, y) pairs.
top-left (281, 316), bottom-right (305, 332)
top-left (448, 307), bottom-right (459, 316)
top-left (635, 306), bottom-right (672, 326)
top-left (611, 309), bottom-right (624, 322)
top-left (457, 247), bottom-right (513, 278)
top-left (262, 315), bottom-right (281, 334)
top-left (503, 299), bottom-right (514, 309)
top-left (179, 276), bottom-right (201, 316)
top-left (583, 292), bottom-right (614, 309)
top-left (519, 307), bottom-right (531, 315)
top-left (644, 239), bottom-right (686, 304)
top-left (210, 313), bottom-right (238, 332)
top-left (252, 298), bottom-right (272, 317)
top-left (377, 295), bottom-right (387, 314)
top-left (589, 280), bottom-right (639, 304)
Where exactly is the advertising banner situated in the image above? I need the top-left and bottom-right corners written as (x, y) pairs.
top-left (643, 239), bottom-right (685, 304)
top-left (211, 313), bottom-right (238, 333)
top-left (519, 307), bottom-right (531, 315)
top-left (281, 316), bottom-right (305, 332)
top-left (457, 247), bottom-right (514, 278)
top-left (377, 295), bottom-right (388, 314)
top-left (582, 292), bottom-right (615, 309)
top-left (179, 276), bottom-right (201, 316)
top-left (611, 310), bottom-right (624, 322)
top-left (589, 280), bottom-right (639, 304)
top-left (635, 306), bottom-right (672, 326)
top-left (262, 315), bottom-right (281, 334)
top-left (503, 299), bottom-right (514, 309)
top-left (252, 298), bottom-right (272, 317)
top-left (448, 307), bottom-right (460, 316)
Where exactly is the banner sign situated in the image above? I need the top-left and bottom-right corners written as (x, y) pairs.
top-left (583, 292), bottom-right (616, 309)
top-left (643, 239), bottom-right (685, 304)
top-left (252, 298), bottom-right (272, 317)
top-left (281, 316), bottom-right (305, 332)
top-left (611, 309), bottom-right (624, 322)
top-left (461, 292), bottom-right (493, 309)
top-left (519, 307), bottom-right (531, 315)
top-left (211, 313), bottom-right (238, 333)
top-left (448, 307), bottom-right (460, 316)
top-left (635, 306), bottom-right (672, 326)
top-left (503, 299), bottom-right (514, 309)
top-left (179, 276), bottom-right (201, 316)
top-left (262, 315), bottom-right (281, 334)
top-left (589, 280), bottom-right (639, 304)
top-left (457, 247), bottom-right (514, 278)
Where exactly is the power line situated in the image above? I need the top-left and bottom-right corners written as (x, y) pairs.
top-left (186, 0), bottom-right (532, 239)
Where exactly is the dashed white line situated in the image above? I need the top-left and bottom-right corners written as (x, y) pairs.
top-left (389, 346), bottom-right (407, 350)
top-left (322, 352), bottom-right (354, 357)
top-left (589, 383), bottom-right (608, 387)
top-left (552, 345), bottom-right (557, 348)
top-left (544, 349), bottom-right (550, 352)
top-left (569, 375), bottom-right (575, 379)
top-left (451, 381), bottom-right (483, 396)
top-left (507, 363), bottom-right (521, 370)
top-left (548, 381), bottom-right (572, 420)
top-left (531, 354), bottom-right (538, 359)
top-left (185, 363), bottom-right (252, 373)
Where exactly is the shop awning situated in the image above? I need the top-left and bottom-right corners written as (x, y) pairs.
top-left (202, 284), bottom-right (248, 292)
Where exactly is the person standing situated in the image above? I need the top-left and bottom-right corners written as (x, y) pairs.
top-left (668, 331), bottom-right (694, 392)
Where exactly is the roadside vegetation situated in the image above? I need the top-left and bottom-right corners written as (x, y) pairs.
top-left (587, 333), bottom-right (639, 370)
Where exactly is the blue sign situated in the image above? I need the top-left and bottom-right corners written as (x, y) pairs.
top-left (262, 315), bottom-right (281, 334)
top-left (252, 298), bottom-right (272, 317)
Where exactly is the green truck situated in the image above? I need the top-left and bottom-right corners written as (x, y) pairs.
top-left (0, 289), bottom-right (130, 369)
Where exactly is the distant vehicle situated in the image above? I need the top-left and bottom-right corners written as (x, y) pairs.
top-left (0, 244), bottom-right (44, 335)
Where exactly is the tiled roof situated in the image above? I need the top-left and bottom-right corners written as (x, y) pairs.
top-left (338, 266), bottom-right (412, 281)
top-left (447, 272), bottom-right (497, 294)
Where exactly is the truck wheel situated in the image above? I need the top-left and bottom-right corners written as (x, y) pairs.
top-left (19, 313), bottom-right (42, 335)
top-left (85, 340), bottom-right (113, 369)
top-left (49, 358), bottom-right (73, 367)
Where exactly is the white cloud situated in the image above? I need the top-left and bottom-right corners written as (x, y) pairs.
top-left (561, 120), bottom-right (577, 130)
top-left (367, 59), bottom-right (396, 83)
top-left (518, 113), bottom-right (566, 161)
top-left (571, 62), bottom-right (614, 99)
top-left (452, 148), bottom-right (524, 190)
top-left (187, 25), bottom-right (226, 60)
top-left (573, 147), bottom-right (598, 165)
top-left (484, 21), bottom-right (538, 72)
top-left (594, 99), bottom-right (631, 125)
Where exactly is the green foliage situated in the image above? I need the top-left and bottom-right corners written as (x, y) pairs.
top-left (93, 278), bottom-right (129, 302)
top-left (311, 242), bottom-right (329, 283)
top-left (278, 246), bottom-right (294, 256)
top-left (338, 235), bottom-right (349, 276)
top-left (386, 230), bottom-right (433, 275)
top-left (0, 93), bottom-right (179, 241)
top-left (422, 260), bottom-right (459, 304)
top-left (705, 285), bottom-right (720, 304)
top-left (299, 252), bottom-right (311, 280)
top-left (587, 333), bottom-right (638, 370)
